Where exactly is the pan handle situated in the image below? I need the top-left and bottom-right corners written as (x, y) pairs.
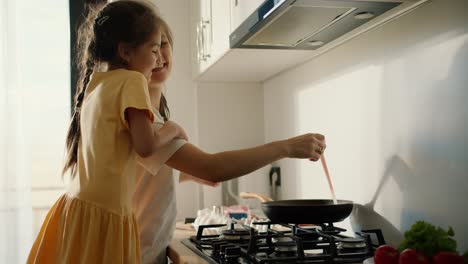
top-left (239, 192), bottom-right (273, 203)
top-left (269, 166), bottom-right (281, 201)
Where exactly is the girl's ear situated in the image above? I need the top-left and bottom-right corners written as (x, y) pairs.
top-left (117, 42), bottom-right (133, 64)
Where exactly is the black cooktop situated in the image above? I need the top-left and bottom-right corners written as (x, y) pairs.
top-left (182, 221), bottom-right (385, 264)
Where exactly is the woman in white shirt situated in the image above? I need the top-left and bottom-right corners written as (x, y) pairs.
top-left (133, 20), bottom-right (326, 264)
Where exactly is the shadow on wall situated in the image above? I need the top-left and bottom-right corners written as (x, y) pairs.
top-left (270, 0), bottom-right (468, 247)
top-left (349, 155), bottom-right (410, 245)
top-left (402, 37), bottom-right (468, 249)
top-left (351, 39), bottom-right (468, 249)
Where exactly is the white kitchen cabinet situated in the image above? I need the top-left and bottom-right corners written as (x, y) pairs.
top-left (191, 0), bottom-right (429, 82)
top-left (190, 0), bottom-right (210, 77)
top-left (230, 0), bottom-right (264, 32)
top-left (211, 0), bottom-right (231, 62)
top-left (190, 0), bottom-right (231, 79)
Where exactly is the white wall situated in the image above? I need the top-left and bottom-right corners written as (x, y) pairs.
top-left (154, 0), bottom-right (199, 219)
top-left (264, 0), bottom-right (468, 250)
top-left (197, 82), bottom-right (268, 209)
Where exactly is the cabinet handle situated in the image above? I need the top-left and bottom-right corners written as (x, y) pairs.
top-left (196, 20), bottom-right (205, 62)
top-left (202, 20), bottom-right (211, 60)
top-left (204, 0), bottom-right (213, 60)
top-left (201, 20), bottom-right (207, 61)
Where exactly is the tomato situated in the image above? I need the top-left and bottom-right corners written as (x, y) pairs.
top-left (399, 249), bottom-right (429, 264)
top-left (432, 252), bottom-right (464, 264)
top-left (374, 245), bottom-right (399, 264)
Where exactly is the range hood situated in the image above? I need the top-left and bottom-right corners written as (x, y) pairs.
top-left (230, 0), bottom-right (404, 50)
top-left (197, 0), bottom-right (428, 82)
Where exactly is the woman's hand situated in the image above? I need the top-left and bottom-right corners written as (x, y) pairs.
top-left (164, 120), bottom-right (189, 141)
top-left (284, 133), bottom-right (326, 161)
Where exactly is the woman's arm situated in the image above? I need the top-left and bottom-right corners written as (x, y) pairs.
top-left (166, 133), bottom-right (325, 183)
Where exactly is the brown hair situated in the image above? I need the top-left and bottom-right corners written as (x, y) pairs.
top-left (63, 0), bottom-right (163, 176)
top-left (159, 19), bottom-right (173, 122)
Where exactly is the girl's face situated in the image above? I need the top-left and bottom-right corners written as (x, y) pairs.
top-left (150, 31), bottom-right (172, 85)
top-left (126, 30), bottom-right (162, 80)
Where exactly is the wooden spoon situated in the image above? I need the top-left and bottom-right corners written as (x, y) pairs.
top-left (239, 192), bottom-right (273, 203)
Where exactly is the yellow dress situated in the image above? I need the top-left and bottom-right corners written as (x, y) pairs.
top-left (27, 69), bottom-right (154, 264)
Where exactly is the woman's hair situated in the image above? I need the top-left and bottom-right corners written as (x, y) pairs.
top-left (159, 19), bottom-right (173, 122)
top-left (63, 0), bottom-right (163, 176)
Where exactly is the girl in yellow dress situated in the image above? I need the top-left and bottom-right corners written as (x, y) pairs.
top-left (27, 1), bottom-right (187, 263)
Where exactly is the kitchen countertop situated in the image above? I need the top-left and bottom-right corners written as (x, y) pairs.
top-left (168, 223), bottom-right (208, 264)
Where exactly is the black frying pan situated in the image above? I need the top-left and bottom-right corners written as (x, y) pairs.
top-left (240, 192), bottom-right (353, 224)
top-left (262, 199), bottom-right (353, 224)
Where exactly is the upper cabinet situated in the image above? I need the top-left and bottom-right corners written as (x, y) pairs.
top-left (230, 0), bottom-right (265, 32)
top-left (190, 0), bottom-right (231, 79)
top-left (191, 0), bottom-right (430, 82)
top-left (211, 0), bottom-right (231, 61)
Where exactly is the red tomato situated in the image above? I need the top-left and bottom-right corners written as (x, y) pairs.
top-left (399, 249), bottom-right (429, 264)
top-left (374, 245), bottom-right (399, 264)
top-left (432, 252), bottom-right (464, 264)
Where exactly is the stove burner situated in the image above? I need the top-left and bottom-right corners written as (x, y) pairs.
top-left (220, 222), bottom-right (257, 241)
top-left (221, 228), bottom-right (251, 240)
top-left (272, 236), bottom-right (297, 252)
top-left (183, 221), bottom-right (387, 264)
top-left (221, 229), bottom-right (249, 235)
top-left (338, 237), bottom-right (367, 249)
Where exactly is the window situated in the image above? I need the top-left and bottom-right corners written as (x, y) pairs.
top-left (0, 0), bottom-right (70, 262)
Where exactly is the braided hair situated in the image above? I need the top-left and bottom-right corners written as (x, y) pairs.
top-left (63, 0), bottom-right (163, 176)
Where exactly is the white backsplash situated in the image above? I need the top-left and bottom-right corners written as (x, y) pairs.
top-left (264, 0), bottom-right (468, 249)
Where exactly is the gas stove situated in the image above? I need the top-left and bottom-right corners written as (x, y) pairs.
top-left (182, 221), bottom-right (385, 263)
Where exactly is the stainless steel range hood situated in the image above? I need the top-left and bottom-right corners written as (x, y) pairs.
top-left (230, 0), bottom-right (403, 50)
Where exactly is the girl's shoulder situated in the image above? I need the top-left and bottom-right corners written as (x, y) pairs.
top-left (86, 69), bottom-right (148, 100)
top-left (93, 69), bottom-right (146, 83)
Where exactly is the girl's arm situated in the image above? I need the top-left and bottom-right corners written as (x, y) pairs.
top-left (126, 108), bottom-right (181, 157)
top-left (166, 133), bottom-right (326, 183)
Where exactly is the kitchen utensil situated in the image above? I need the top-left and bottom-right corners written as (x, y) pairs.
top-left (240, 191), bottom-right (353, 224)
top-left (320, 154), bottom-right (338, 204)
top-left (239, 191), bottom-right (273, 203)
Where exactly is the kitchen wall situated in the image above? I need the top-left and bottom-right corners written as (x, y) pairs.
top-left (264, 0), bottom-right (468, 249)
top-left (153, 0), bottom-right (200, 219)
top-left (197, 82), bottom-right (268, 209)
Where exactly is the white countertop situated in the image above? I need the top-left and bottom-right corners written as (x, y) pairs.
top-left (168, 223), bottom-right (208, 264)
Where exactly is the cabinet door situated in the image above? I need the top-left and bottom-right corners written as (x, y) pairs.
top-left (190, 0), bottom-right (211, 78)
top-left (191, 0), bottom-right (231, 78)
top-left (210, 0), bottom-right (231, 62)
top-left (230, 0), bottom-right (265, 32)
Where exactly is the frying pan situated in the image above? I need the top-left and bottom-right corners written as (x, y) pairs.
top-left (240, 192), bottom-right (353, 224)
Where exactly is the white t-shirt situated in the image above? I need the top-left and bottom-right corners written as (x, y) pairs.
top-left (133, 111), bottom-right (187, 264)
